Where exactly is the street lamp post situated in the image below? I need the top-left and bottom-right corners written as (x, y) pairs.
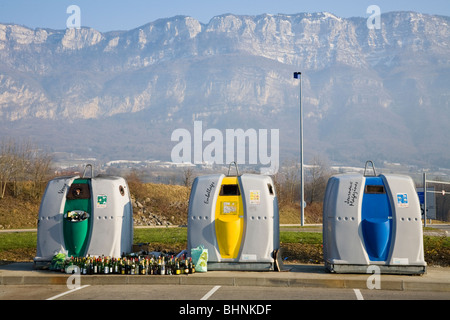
top-left (294, 72), bottom-right (305, 227)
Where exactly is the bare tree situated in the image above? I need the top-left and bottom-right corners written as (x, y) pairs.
top-left (273, 160), bottom-right (300, 205)
top-left (12, 139), bottom-right (33, 197)
top-left (305, 155), bottom-right (332, 204)
top-left (30, 150), bottom-right (53, 197)
top-left (182, 167), bottom-right (195, 188)
top-left (0, 138), bottom-right (52, 199)
top-left (0, 139), bottom-right (13, 199)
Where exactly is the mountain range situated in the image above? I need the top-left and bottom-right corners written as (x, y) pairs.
top-left (0, 11), bottom-right (449, 169)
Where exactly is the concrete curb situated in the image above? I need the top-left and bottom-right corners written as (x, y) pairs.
top-left (1, 263), bottom-right (449, 292)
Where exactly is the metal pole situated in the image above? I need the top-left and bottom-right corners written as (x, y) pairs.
top-left (294, 72), bottom-right (305, 227)
top-left (423, 172), bottom-right (427, 227)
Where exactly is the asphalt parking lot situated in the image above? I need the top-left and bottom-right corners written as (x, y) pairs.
top-left (1, 262), bottom-right (449, 300)
top-left (1, 283), bottom-right (449, 301)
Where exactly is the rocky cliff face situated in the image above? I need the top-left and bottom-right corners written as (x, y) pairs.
top-left (0, 12), bottom-right (449, 166)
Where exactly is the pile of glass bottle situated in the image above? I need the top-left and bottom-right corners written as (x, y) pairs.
top-left (63, 253), bottom-right (196, 275)
top-left (64, 210), bottom-right (89, 222)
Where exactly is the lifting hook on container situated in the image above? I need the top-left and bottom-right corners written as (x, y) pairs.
top-left (227, 161), bottom-right (240, 177)
top-left (82, 164), bottom-right (94, 179)
top-left (364, 160), bottom-right (377, 177)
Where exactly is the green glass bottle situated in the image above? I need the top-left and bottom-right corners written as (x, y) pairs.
top-left (104, 257), bottom-right (109, 274)
top-left (113, 258), bottom-right (118, 274)
top-left (130, 258), bottom-right (136, 275)
top-left (139, 258), bottom-right (144, 275)
top-left (162, 256), bottom-right (166, 275)
top-left (184, 256), bottom-right (189, 274)
top-left (175, 258), bottom-right (181, 275)
top-left (189, 257), bottom-right (194, 274)
top-left (119, 258), bottom-right (124, 275)
top-left (134, 258), bottom-right (139, 275)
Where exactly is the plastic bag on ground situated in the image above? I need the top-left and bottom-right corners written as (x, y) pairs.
top-left (50, 251), bottom-right (67, 271)
top-left (190, 245), bottom-right (208, 272)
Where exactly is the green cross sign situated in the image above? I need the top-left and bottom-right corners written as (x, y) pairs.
top-left (97, 195), bottom-right (107, 206)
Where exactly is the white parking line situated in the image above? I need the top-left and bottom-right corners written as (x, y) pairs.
top-left (46, 285), bottom-right (91, 300)
top-left (201, 286), bottom-right (221, 300)
top-left (353, 289), bottom-right (364, 300)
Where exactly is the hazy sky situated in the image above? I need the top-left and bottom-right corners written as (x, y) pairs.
top-left (0, 0), bottom-right (449, 31)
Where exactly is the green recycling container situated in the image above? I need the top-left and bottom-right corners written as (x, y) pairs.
top-left (63, 218), bottom-right (89, 257)
top-left (63, 179), bottom-right (92, 257)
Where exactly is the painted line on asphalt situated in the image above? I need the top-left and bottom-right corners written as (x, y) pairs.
top-left (46, 285), bottom-right (91, 300)
top-left (201, 285), bottom-right (221, 300)
top-left (353, 289), bottom-right (364, 300)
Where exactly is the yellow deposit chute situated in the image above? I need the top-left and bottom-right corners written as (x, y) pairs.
top-left (215, 176), bottom-right (244, 259)
top-left (187, 163), bottom-right (281, 271)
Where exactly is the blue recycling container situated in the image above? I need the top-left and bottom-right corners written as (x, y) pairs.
top-left (323, 162), bottom-right (426, 274)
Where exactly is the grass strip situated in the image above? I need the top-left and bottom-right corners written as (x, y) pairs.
top-left (0, 228), bottom-right (448, 267)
